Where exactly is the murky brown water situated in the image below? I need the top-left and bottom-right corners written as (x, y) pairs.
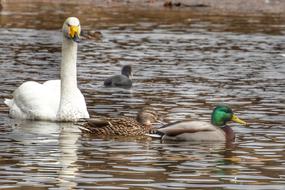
top-left (0, 2), bottom-right (285, 190)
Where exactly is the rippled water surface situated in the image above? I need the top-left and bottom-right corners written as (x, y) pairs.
top-left (0, 2), bottom-right (285, 190)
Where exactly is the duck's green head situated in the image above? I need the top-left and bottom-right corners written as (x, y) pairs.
top-left (211, 105), bottom-right (247, 127)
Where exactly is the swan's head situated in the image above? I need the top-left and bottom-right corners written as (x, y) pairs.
top-left (62, 17), bottom-right (81, 43)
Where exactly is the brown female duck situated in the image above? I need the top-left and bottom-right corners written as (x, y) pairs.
top-left (78, 107), bottom-right (158, 136)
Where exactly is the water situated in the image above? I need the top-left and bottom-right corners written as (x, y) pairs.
top-left (0, 2), bottom-right (285, 189)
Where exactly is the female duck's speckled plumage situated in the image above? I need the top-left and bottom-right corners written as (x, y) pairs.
top-left (78, 107), bottom-right (158, 136)
top-left (80, 117), bottom-right (150, 136)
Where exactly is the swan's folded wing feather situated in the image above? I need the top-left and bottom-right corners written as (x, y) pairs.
top-left (43, 80), bottom-right (60, 92)
top-left (11, 81), bottom-right (60, 120)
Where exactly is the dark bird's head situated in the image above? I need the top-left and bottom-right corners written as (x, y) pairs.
top-left (121, 65), bottom-right (133, 79)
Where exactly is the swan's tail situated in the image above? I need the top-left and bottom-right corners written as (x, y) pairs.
top-left (4, 98), bottom-right (13, 107)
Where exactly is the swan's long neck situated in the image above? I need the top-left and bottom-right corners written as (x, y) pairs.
top-left (60, 37), bottom-right (78, 97)
top-left (57, 37), bottom-right (79, 121)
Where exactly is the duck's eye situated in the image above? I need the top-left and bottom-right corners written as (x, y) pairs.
top-left (67, 23), bottom-right (71, 27)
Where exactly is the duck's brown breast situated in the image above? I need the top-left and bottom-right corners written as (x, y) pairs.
top-left (222, 125), bottom-right (235, 141)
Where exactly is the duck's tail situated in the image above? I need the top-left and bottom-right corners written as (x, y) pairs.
top-left (145, 133), bottom-right (162, 138)
top-left (77, 125), bottom-right (92, 132)
top-left (75, 118), bottom-right (91, 132)
top-left (145, 128), bottom-right (165, 139)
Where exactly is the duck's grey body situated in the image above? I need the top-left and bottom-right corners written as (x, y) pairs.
top-left (157, 120), bottom-right (234, 142)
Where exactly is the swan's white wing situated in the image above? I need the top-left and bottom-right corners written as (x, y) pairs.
top-left (43, 80), bottom-right (61, 113)
top-left (43, 80), bottom-right (60, 92)
top-left (6, 80), bottom-right (61, 120)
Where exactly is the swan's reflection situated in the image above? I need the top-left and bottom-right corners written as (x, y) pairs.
top-left (8, 119), bottom-right (80, 188)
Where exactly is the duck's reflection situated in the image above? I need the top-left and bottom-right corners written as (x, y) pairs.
top-left (8, 119), bottom-right (80, 189)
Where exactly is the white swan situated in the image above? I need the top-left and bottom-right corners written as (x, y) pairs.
top-left (4, 17), bottom-right (89, 121)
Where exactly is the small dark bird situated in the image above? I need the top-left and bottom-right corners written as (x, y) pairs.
top-left (104, 65), bottom-right (133, 88)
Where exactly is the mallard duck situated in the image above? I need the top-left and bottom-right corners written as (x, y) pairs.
top-left (104, 65), bottom-right (133, 88)
top-left (4, 17), bottom-right (89, 121)
top-left (78, 107), bottom-right (158, 136)
top-left (152, 105), bottom-right (247, 141)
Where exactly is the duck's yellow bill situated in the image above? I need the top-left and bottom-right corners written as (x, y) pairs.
top-left (231, 114), bottom-right (247, 126)
top-left (69, 25), bottom-right (79, 38)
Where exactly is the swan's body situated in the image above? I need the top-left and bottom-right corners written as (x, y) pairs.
top-left (4, 17), bottom-right (89, 121)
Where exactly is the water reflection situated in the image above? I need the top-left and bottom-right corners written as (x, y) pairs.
top-left (3, 120), bottom-right (80, 189)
